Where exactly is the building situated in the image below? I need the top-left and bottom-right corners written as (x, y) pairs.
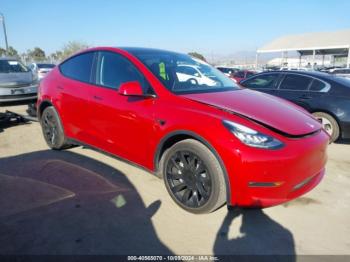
top-left (257, 29), bottom-right (350, 68)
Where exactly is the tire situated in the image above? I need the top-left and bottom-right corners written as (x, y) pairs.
top-left (40, 106), bottom-right (70, 150)
top-left (159, 139), bottom-right (226, 214)
top-left (312, 112), bottom-right (340, 143)
top-left (26, 103), bottom-right (37, 117)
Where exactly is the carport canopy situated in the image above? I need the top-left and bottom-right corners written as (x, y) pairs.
top-left (256, 29), bottom-right (350, 67)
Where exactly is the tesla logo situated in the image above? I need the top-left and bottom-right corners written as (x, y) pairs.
top-left (11, 89), bottom-right (24, 95)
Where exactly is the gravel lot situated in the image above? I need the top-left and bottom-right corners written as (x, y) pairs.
top-left (0, 105), bottom-right (349, 256)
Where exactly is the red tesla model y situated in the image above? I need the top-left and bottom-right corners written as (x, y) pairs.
top-left (37, 47), bottom-right (329, 213)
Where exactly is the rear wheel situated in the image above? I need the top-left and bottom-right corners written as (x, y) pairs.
top-left (40, 106), bottom-right (70, 150)
top-left (312, 112), bottom-right (340, 143)
top-left (160, 139), bottom-right (226, 214)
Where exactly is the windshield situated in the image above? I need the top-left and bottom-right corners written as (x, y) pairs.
top-left (130, 50), bottom-right (238, 94)
top-left (0, 59), bottom-right (29, 73)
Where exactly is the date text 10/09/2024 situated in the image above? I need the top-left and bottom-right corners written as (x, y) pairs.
top-left (127, 256), bottom-right (219, 261)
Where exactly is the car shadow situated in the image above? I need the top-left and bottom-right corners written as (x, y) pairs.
top-left (214, 208), bottom-right (295, 260)
top-left (0, 150), bottom-right (173, 255)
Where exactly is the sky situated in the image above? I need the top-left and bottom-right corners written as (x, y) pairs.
top-left (1, 0), bottom-right (350, 57)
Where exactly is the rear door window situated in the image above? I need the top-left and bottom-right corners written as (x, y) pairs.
top-left (279, 74), bottom-right (312, 91)
top-left (59, 52), bottom-right (95, 83)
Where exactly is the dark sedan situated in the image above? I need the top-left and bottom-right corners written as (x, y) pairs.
top-left (240, 71), bottom-right (350, 142)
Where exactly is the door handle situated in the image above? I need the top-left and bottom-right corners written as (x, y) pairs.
top-left (93, 95), bottom-right (103, 101)
top-left (56, 86), bottom-right (64, 90)
top-left (299, 94), bottom-right (312, 100)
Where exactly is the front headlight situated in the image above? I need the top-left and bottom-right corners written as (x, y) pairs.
top-left (223, 120), bottom-right (284, 149)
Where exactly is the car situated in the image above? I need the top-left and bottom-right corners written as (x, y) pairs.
top-left (239, 70), bottom-right (350, 142)
top-left (176, 64), bottom-right (217, 86)
top-left (0, 57), bottom-right (38, 104)
top-left (37, 47), bottom-right (328, 214)
top-left (231, 70), bottom-right (256, 83)
top-left (329, 68), bottom-right (350, 79)
top-left (216, 66), bottom-right (239, 76)
top-left (30, 63), bottom-right (56, 81)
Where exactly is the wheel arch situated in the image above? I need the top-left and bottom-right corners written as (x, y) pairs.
top-left (154, 130), bottom-right (232, 205)
top-left (37, 100), bottom-right (53, 120)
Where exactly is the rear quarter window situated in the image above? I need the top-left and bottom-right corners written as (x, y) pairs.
top-left (59, 52), bottom-right (94, 83)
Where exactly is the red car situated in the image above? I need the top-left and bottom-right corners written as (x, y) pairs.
top-left (37, 47), bottom-right (328, 214)
top-left (230, 70), bottom-right (256, 83)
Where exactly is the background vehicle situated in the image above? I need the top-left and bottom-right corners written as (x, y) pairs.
top-left (216, 66), bottom-right (239, 76)
top-left (37, 47), bottom-right (328, 214)
top-left (0, 57), bottom-right (38, 104)
top-left (230, 70), bottom-right (256, 83)
top-left (329, 68), bottom-right (350, 79)
top-left (240, 71), bottom-right (350, 142)
top-left (176, 64), bottom-right (217, 86)
top-left (30, 63), bottom-right (56, 80)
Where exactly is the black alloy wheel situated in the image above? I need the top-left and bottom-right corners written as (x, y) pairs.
top-left (166, 150), bottom-right (212, 208)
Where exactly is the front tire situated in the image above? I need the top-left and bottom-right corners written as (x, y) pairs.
top-left (312, 112), bottom-right (340, 143)
top-left (40, 106), bottom-right (70, 150)
top-left (160, 139), bottom-right (226, 214)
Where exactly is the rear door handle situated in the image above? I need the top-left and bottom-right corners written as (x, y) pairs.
top-left (56, 86), bottom-right (64, 90)
top-left (299, 94), bottom-right (312, 100)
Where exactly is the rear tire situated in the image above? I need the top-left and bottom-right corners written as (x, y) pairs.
top-left (312, 112), bottom-right (340, 143)
top-left (40, 106), bottom-right (70, 150)
top-left (159, 139), bottom-right (226, 214)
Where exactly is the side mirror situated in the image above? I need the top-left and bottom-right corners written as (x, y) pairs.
top-left (118, 81), bottom-right (144, 96)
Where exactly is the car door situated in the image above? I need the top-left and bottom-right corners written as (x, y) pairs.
top-left (57, 51), bottom-right (96, 141)
top-left (239, 72), bottom-right (281, 96)
top-left (87, 50), bottom-right (157, 165)
top-left (276, 73), bottom-right (316, 111)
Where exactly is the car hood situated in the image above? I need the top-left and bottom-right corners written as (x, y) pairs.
top-left (0, 72), bottom-right (34, 88)
top-left (181, 89), bottom-right (321, 136)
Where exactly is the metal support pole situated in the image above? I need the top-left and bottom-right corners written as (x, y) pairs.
top-left (0, 13), bottom-right (9, 53)
top-left (312, 50), bottom-right (316, 69)
top-left (347, 48), bottom-right (350, 68)
top-left (299, 53), bottom-right (302, 68)
top-left (255, 53), bottom-right (259, 70)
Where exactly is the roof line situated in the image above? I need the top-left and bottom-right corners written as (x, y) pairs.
top-left (257, 45), bottom-right (350, 53)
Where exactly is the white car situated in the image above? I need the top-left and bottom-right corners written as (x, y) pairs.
top-left (30, 63), bottom-right (56, 80)
top-left (329, 68), bottom-right (350, 79)
top-left (176, 65), bottom-right (217, 86)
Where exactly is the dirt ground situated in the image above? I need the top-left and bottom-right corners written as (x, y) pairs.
top-left (0, 105), bottom-right (349, 256)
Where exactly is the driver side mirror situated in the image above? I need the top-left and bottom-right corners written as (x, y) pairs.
top-left (118, 81), bottom-right (145, 96)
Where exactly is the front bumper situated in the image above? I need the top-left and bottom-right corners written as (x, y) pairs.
top-left (0, 84), bottom-right (38, 103)
top-left (222, 129), bottom-right (329, 207)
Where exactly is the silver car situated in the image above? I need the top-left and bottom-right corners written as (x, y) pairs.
top-left (0, 57), bottom-right (38, 103)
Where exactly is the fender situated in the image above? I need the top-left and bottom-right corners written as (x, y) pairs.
top-left (154, 130), bottom-right (232, 206)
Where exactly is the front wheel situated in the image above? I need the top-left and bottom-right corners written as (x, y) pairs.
top-left (160, 139), bottom-right (226, 214)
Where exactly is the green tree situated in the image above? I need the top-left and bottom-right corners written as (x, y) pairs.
top-left (0, 47), bottom-right (6, 57)
top-left (188, 52), bottom-right (207, 62)
top-left (27, 47), bottom-right (46, 61)
top-left (60, 41), bottom-right (89, 60)
top-left (6, 46), bottom-right (19, 58)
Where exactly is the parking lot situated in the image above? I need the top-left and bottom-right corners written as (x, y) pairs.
top-left (0, 104), bottom-right (350, 256)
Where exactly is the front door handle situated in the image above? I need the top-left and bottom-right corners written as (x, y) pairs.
top-left (93, 95), bottom-right (103, 101)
